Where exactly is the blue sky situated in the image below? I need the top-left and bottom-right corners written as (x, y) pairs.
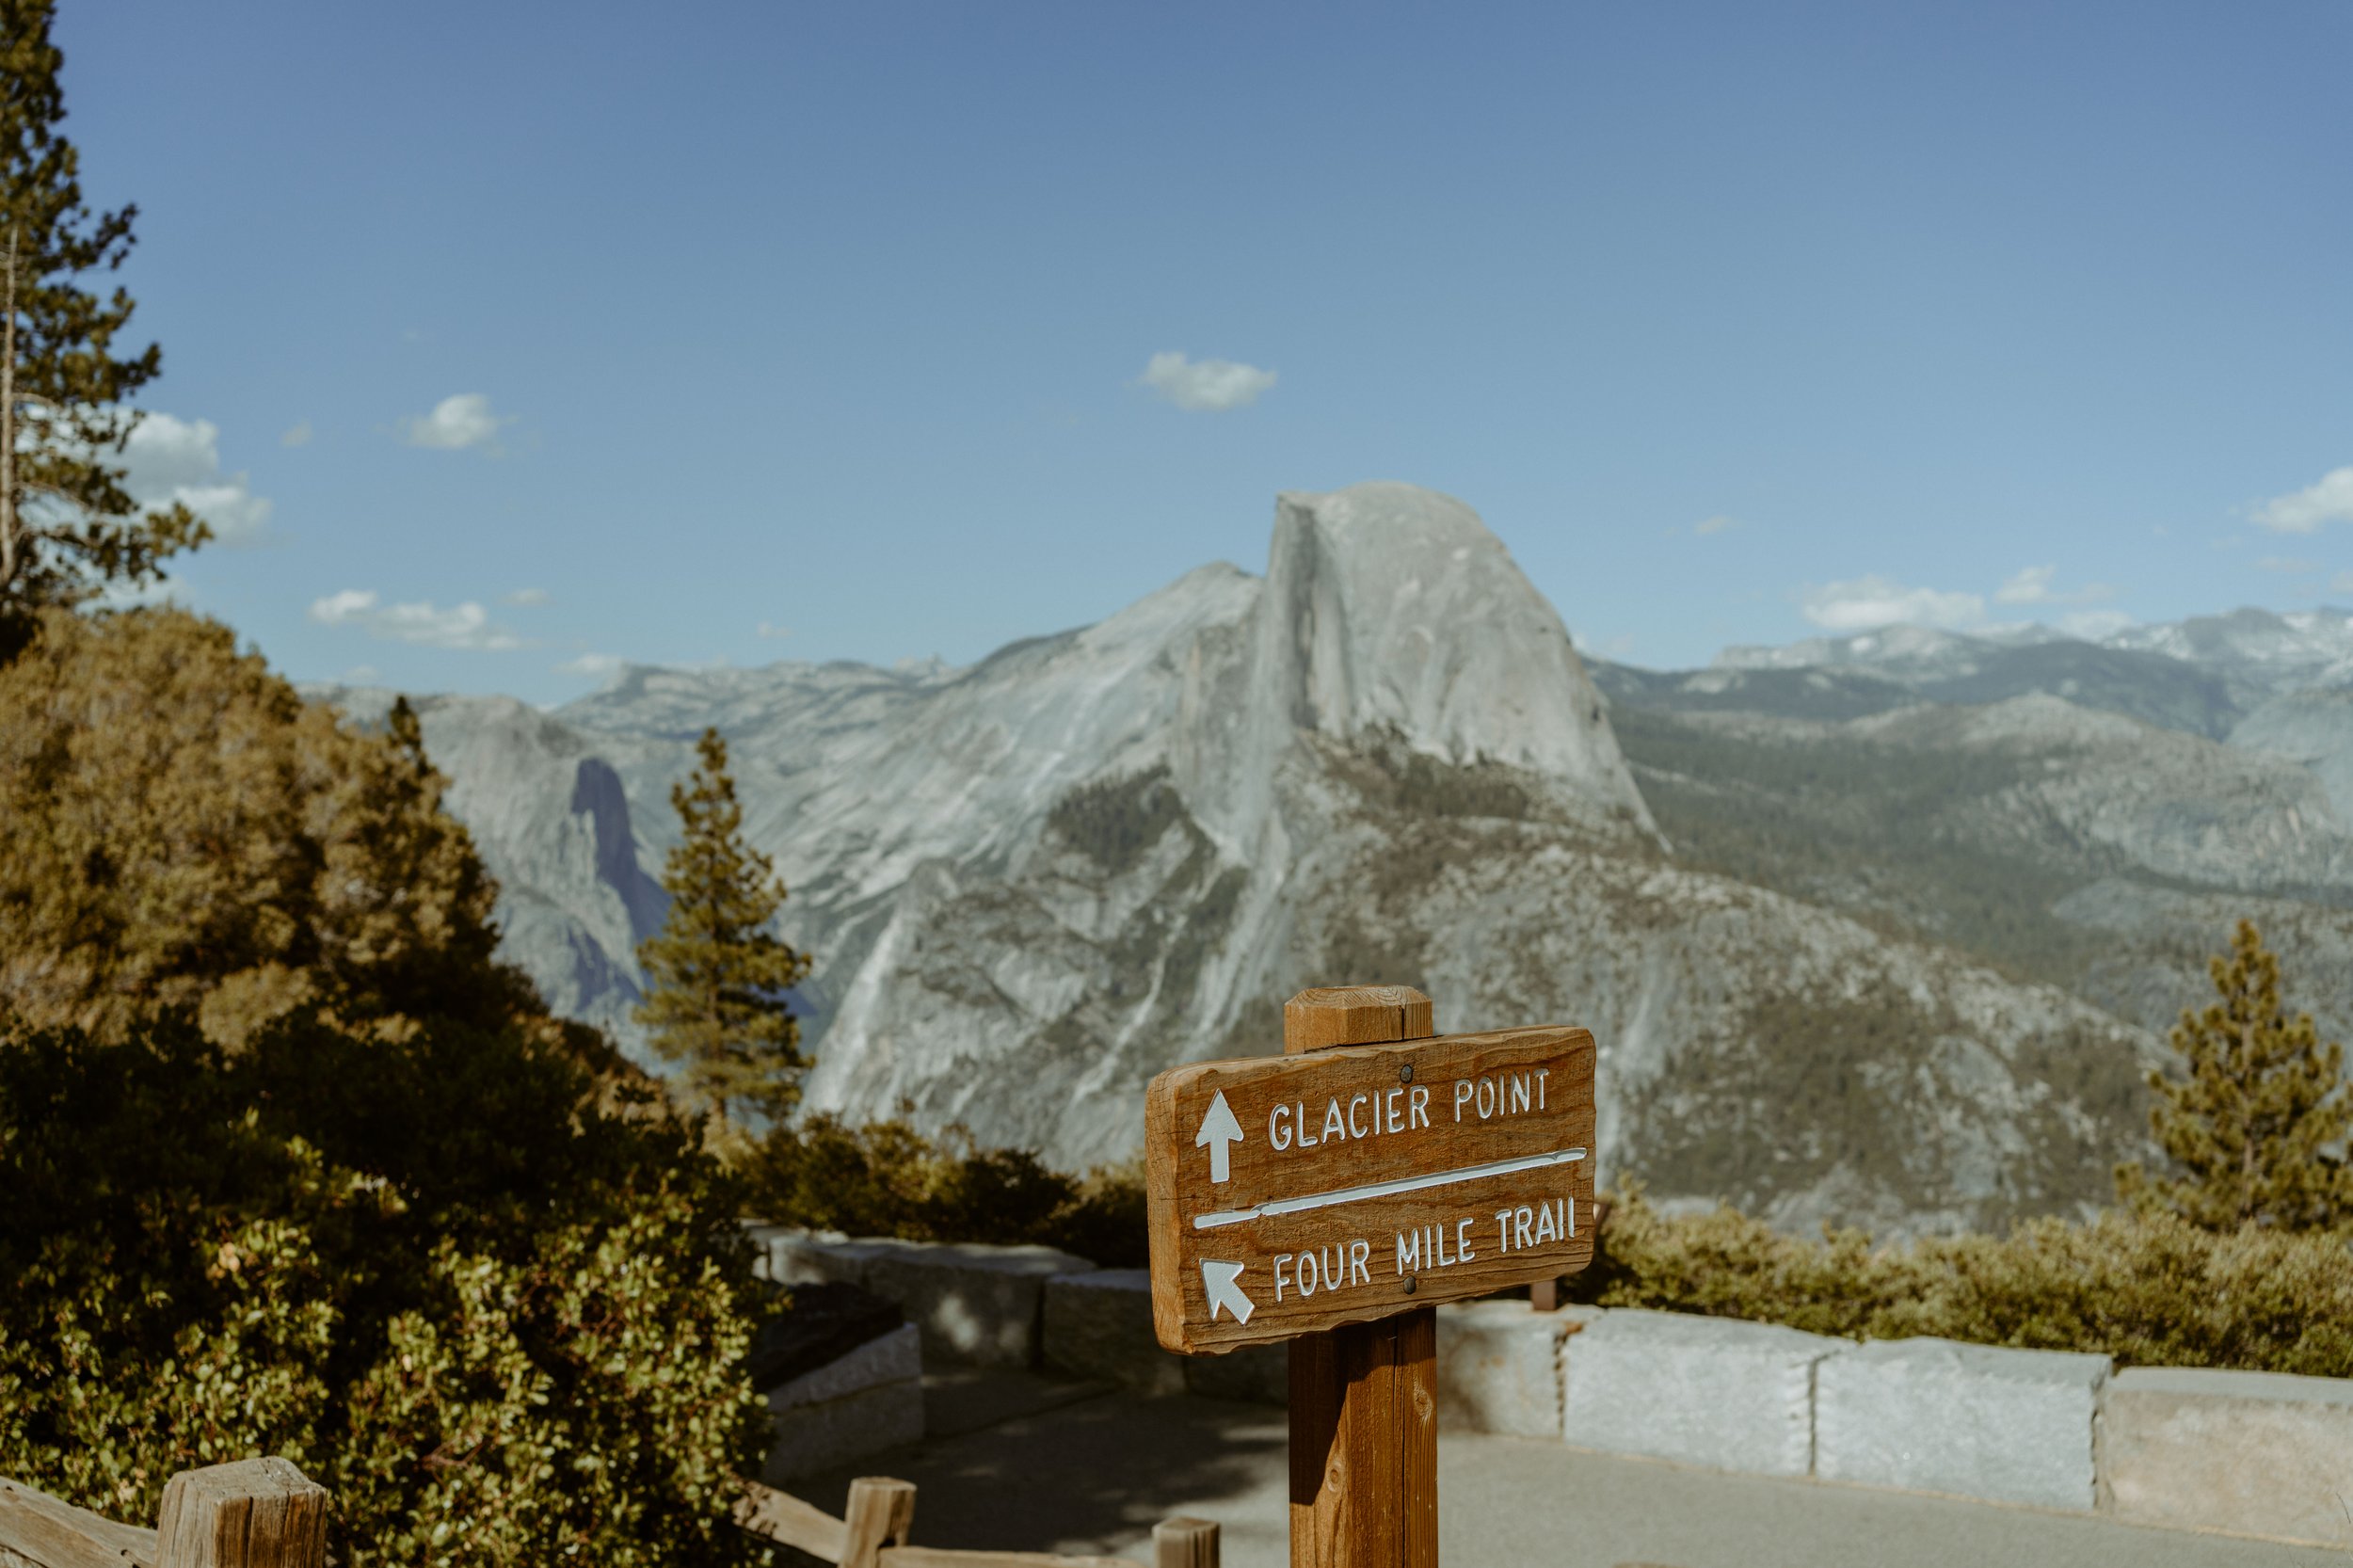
top-left (59, 0), bottom-right (2353, 702)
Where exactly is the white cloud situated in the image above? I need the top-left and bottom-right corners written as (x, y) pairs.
top-left (119, 412), bottom-right (273, 545)
top-left (2058, 609), bottom-right (2135, 640)
top-left (1694, 514), bottom-right (1738, 536)
top-left (556, 652), bottom-right (625, 679)
top-left (92, 574), bottom-right (183, 611)
top-left (342, 664), bottom-right (379, 684)
top-left (755, 620), bottom-right (792, 639)
top-left (2255, 467), bottom-right (2353, 534)
top-left (1993, 565), bottom-right (2115, 606)
top-left (309, 588), bottom-right (524, 651)
top-left (1801, 575), bottom-right (1985, 632)
top-left (398, 392), bottom-right (507, 452)
top-left (1136, 351), bottom-right (1276, 413)
top-left (504, 586), bottom-right (551, 606)
top-left (1994, 565), bottom-right (2057, 604)
top-left (280, 421), bottom-right (312, 448)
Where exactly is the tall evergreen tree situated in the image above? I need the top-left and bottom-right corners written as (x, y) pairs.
top-left (0, 0), bottom-right (203, 626)
top-left (2117, 919), bottom-right (2353, 1232)
top-left (635, 728), bottom-right (811, 1137)
top-left (0, 608), bottom-right (538, 1048)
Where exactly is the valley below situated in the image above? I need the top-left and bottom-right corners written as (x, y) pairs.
top-left (317, 483), bottom-right (2353, 1238)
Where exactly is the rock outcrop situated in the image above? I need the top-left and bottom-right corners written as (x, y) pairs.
top-left (330, 483), bottom-right (2237, 1234)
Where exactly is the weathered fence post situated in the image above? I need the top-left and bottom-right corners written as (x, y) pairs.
top-left (1284, 985), bottom-right (1439, 1568)
top-left (153, 1458), bottom-right (327, 1568)
top-left (1153, 1514), bottom-right (1222, 1567)
top-left (838, 1476), bottom-right (916, 1568)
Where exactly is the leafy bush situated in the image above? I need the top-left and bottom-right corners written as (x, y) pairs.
top-left (0, 1010), bottom-right (774, 1567)
top-left (1577, 1186), bottom-right (2353, 1377)
top-left (753, 1112), bottom-right (1147, 1267)
top-left (0, 607), bottom-right (571, 1053)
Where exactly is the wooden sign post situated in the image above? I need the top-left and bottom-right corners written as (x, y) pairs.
top-left (1144, 985), bottom-right (1597, 1568)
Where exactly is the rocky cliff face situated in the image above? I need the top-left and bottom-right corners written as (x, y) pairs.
top-left (557, 483), bottom-right (1658, 1162)
top-left (305, 686), bottom-right (676, 1043)
top-left (340, 482), bottom-right (2305, 1236)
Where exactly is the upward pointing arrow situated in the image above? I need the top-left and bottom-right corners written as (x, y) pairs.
top-left (1195, 1090), bottom-right (1243, 1184)
top-left (1202, 1259), bottom-right (1255, 1324)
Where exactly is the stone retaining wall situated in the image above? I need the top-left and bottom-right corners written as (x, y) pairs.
top-left (763, 1320), bottom-right (923, 1481)
top-left (748, 1224), bottom-right (1093, 1369)
top-left (1561, 1308), bottom-right (1839, 1479)
top-left (749, 1224), bottom-right (2353, 1548)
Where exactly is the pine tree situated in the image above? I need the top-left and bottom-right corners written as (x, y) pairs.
top-left (0, 0), bottom-right (204, 626)
top-left (634, 728), bottom-right (812, 1137)
top-left (0, 608), bottom-right (542, 1048)
top-left (2116, 919), bottom-right (2353, 1232)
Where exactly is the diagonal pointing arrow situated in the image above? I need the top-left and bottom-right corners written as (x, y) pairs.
top-left (1201, 1259), bottom-right (1255, 1324)
top-left (1195, 1090), bottom-right (1243, 1184)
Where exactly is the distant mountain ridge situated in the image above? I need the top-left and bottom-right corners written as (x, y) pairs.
top-left (1591, 607), bottom-right (2353, 1168)
top-left (1601, 603), bottom-right (2353, 829)
top-left (1700, 606), bottom-right (2353, 722)
top-left (309, 489), bottom-right (2353, 1238)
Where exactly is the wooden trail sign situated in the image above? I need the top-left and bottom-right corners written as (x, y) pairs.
top-left (1144, 995), bottom-right (1596, 1355)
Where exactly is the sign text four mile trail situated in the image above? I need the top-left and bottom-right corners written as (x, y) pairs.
top-left (1144, 1020), bottom-right (1597, 1353)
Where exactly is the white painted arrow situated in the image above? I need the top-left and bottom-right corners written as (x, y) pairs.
top-left (1202, 1259), bottom-right (1255, 1324)
top-left (1195, 1090), bottom-right (1243, 1184)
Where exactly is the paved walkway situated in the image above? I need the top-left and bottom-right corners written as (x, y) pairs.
top-left (783, 1368), bottom-right (2349, 1567)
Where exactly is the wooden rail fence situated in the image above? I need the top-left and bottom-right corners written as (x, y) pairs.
top-left (0, 1460), bottom-right (1218, 1568)
top-left (0, 1457), bottom-right (326, 1568)
top-left (735, 1475), bottom-right (1220, 1568)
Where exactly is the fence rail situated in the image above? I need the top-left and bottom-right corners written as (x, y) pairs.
top-left (0, 1458), bottom-right (324, 1568)
top-left (1, 1464), bottom-right (1217, 1568)
top-left (734, 1475), bottom-right (1219, 1568)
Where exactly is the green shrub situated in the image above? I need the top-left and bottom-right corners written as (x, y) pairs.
top-left (1577, 1186), bottom-right (2353, 1377)
top-left (753, 1112), bottom-right (1146, 1267)
top-left (0, 1010), bottom-right (774, 1567)
top-left (0, 608), bottom-right (568, 1052)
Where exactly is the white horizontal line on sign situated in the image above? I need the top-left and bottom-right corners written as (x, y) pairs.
top-left (1191, 1146), bottom-right (1588, 1231)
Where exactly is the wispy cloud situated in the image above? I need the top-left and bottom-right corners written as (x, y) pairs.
top-left (309, 588), bottom-right (524, 650)
top-left (2057, 609), bottom-right (2134, 640)
top-left (1694, 514), bottom-right (1738, 536)
top-left (398, 392), bottom-right (508, 453)
top-left (2254, 466), bottom-right (2353, 534)
top-left (1993, 565), bottom-right (2115, 606)
top-left (755, 620), bottom-right (792, 640)
top-left (1136, 351), bottom-right (1277, 413)
top-left (504, 586), bottom-right (551, 606)
top-left (280, 421), bottom-right (312, 448)
top-left (120, 412), bottom-right (273, 546)
top-left (1801, 575), bottom-right (1985, 632)
top-left (2256, 555), bottom-right (2320, 575)
top-left (556, 652), bottom-right (625, 679)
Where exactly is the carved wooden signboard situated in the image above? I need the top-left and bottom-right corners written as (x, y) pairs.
top-left (1144, 1017), bottom-right (1596, 1354)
